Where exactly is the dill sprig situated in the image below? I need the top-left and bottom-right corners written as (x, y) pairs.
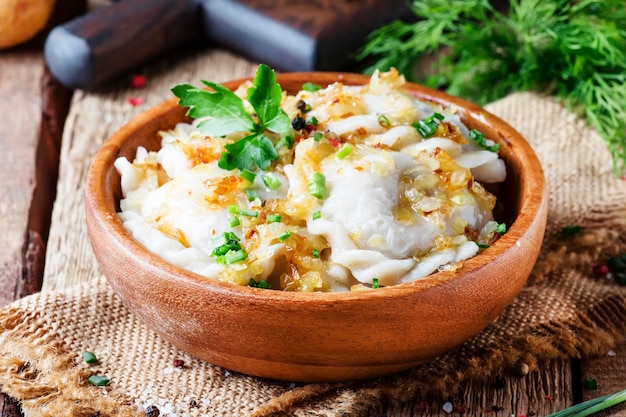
top-left (359, 0), bottom-right (626, 175)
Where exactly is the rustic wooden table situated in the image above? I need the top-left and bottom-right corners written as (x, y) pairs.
top-left (0, 2), bottom-right (624, 416)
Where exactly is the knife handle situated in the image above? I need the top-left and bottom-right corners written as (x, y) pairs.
top-left (44, 0), bottom-right (201, 90)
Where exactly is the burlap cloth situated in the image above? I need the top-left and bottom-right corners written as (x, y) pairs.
top-left (1, 92), bottom-right (625, 416)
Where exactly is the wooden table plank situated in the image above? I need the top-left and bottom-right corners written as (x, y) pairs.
top-left (0, 50), bottom-right (45, 306)
top-left (369, 359), bottom-right (574, 416)
top-left (0, 1), bottom-right (86, 415)
top-left (579, 344), bottom-right (626, 416)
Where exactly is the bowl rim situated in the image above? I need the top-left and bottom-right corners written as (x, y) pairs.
top-left (86, 71), bottom-right (546, 303)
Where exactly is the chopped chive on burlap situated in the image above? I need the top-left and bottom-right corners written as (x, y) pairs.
top-left (1, 92), bottom-right (625, 417)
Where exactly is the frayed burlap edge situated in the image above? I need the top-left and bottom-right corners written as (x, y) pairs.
top-left (0, 307), bottom-right (142, 416)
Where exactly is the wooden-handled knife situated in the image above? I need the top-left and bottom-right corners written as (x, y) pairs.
top-left (44, 0), bottom-right (412, 90)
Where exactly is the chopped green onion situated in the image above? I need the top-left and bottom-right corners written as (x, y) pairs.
top-left (312, 248), bottom-right (320, 258)
top-left (82, 351), bottom-right (99, 365)
top-left (607, 253), bottom-right (626, 273)
top-left (412, 112), bottom-right (444, 138)
top-left (302, 82), bottom-right (321, 92)
top-left (313, 132), bottom-right (323, 142)
top-left (469, 129), bottom-right (500, 152)
top-left (262, 173), bottom-right (282, 190)
top-left (245, 189), bottom-right (260, 201)
top-left (372, 278), bottom-right (379, 289)
top-left (213, 232), bottom-right (238, 248)
top-left (248, 278), bottom-right (271, 289)
top-left (495, 222), bottom-right (507, 234)
top-left (277, 230), bottom-right (291, 242)
top-left (306, 116), bottom-right (318, 126)
top-left (302, 103), bottom-right (312, 112)
top-left (277, 135), bottom-right (294, 149)
top-left (312, 210), bottom-right (322, 220)
top-left (308, 172), bottom-right (328, 199)
top-left (561, 225), bottom-right (583, 237)
top-left (240, 169), bottom-right (256, 183)
top-left (476, 242), bottom-right (490, 249)
top-left (377, 114), bottom-right (390, 128)
top-left (88, 375), bottom-right (110, 387)
top-left (583, 377), bottom-right (598, 390)
top-left (228, 216), bottom-right (241, 228)
top-left (239, 209), bottom-right (259, 217)
top-left (224, 249), bottom-right (247, 264)
top-left (228, 205), bottom-right (239, 214)
top-left (211, 232), bottom-right (242, 258)
top-left (336, 144), bottom-right (352, 160)
top-left (266, 213), bottom-right (282, 224)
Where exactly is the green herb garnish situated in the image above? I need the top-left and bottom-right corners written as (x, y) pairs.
top-left (561, 225), bottom-right (583, 237)
top-left (308, 172), bottom-right (328, 199)
top-left (239, 209), bottom-right (259, 217)
top-left (469, 129), bottom-right (500, 152)
top-left (211, 232), bottom-right (247, 264)
top-left (302, 82), bottom-right (322, 92)
top-left (583, 377), bottom-right (598, 390)
top-left (312, 210), bottom-right (322, 220)
top-left (372, 278), bottom-right (380, 289)
top-left (495, 222), bottom-right (507, 234)
top-left (336, 144), bottom-right (352, 160)
top-left (262, 172), bottom-right (282, 190)
top-left (172, 64), bottom-right (291, 172)
top-left (240, 169), bottom-right (257, 183)
top-left (224, 249), bottom-right (247, 264)
top-left (244, 189), bottom-right (259, 201)
top-left (266, 213), bottom-right (282, 224)
top-left (412, 113), bottom-right (444, 138)
top-left (277, 230), bottom-right (291, 242)
top-left (82, 351), bottom-right (99, 365)
top-left (276, 134), bottom-right (294, 149)
top-left (248, 278), bottom-right (271, 289)
top-left (312, 248), bottom-right (320, 258)
top-left (229, 216), bottom-right (241, 228)
top-left (359, 0), bottom-right (626, 175)
top-left (306, 116), bottom-right (318, 127)
top-left (476, 242), bottom-right (490, 249)
top-left (88, 375), bottom-right (110, 387)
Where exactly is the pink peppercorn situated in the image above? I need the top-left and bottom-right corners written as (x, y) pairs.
top-left (130, 74), bottom-right (147, 88)
top-left (592, 263), bottom-right (610, 278)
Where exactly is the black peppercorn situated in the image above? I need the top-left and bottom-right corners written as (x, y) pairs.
top-left (145, 405), bottom-right (160, 417)
top-left (292, 116), bottom-right (306, 130)
top-left (296, 100), bottom-right (307, 112)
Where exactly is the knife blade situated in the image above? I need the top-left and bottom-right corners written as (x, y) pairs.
top-left (44, 0), bottom-right (412, 90)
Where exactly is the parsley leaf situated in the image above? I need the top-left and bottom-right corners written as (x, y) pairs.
top-left (172, 64), bottom-right (292, 171)
top-left (219, 132), bottom-right (278, 171)
top-left (171, 82), bottom-right (254, 137)
top-left (247, 64), bottom-right (291, 135)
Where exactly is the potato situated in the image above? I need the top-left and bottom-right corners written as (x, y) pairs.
top-left (0, 0), bottom-right (56, 49)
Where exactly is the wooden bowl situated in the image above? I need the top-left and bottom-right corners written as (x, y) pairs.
top-left (85, 72), bottom-right (547, 382)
